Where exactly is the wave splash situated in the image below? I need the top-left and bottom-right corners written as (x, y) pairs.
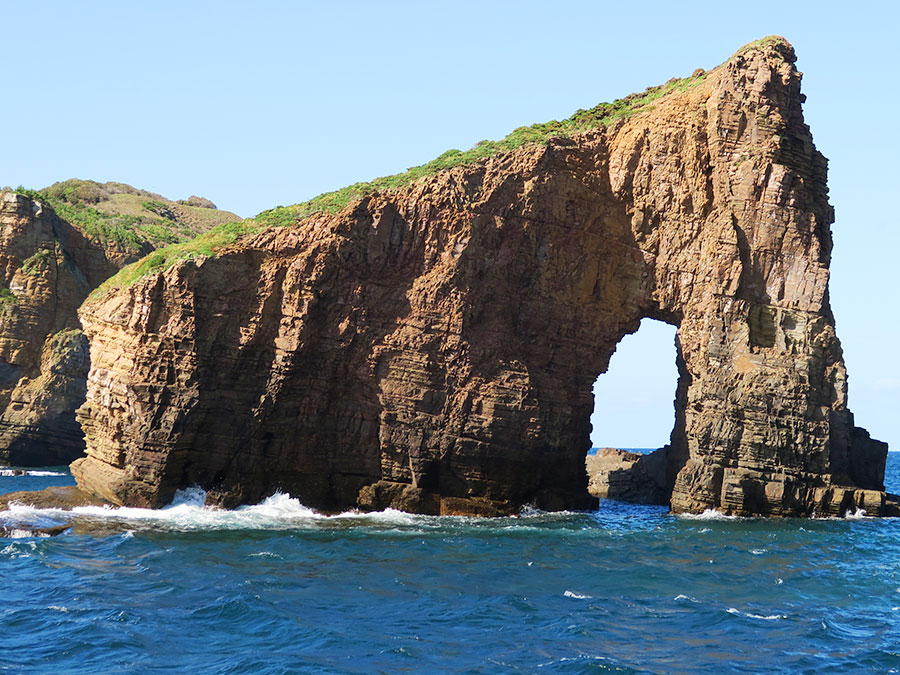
top-left (677, 509), bottom-right (740, 521)
top-left (0, 469), bottom-right (67, 477)
top-left (4, 489), bottom-right (354, 532)
top-left (1, 488), bottom-right (571, 534)
top-left (563, 590), bottom-right (592, 599)
top-left (726, 607), bottom-right (787, 621)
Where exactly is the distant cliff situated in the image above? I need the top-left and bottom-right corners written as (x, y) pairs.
top-left (72, 38), bottom-right (891, 516)
top-left (0, 182), bottom-right (239, 465)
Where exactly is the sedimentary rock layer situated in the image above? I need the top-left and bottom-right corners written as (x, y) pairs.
top-left (0, 185), bottom-right (238, 465)
top-left (74, 38), bottom-right (889, 516)
top-left (586, 448), bottom-right (669, 505)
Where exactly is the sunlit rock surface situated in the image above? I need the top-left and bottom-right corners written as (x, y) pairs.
top-left (74, 39), bottom-right (891, 516)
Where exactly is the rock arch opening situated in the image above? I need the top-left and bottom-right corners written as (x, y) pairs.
top-left (590, 319), bottom-right (678, 452)
top-left (585, 319), bottom-right (684, 506)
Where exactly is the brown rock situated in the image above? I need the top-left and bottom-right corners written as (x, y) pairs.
top-left (0, 485), bottom-right (110, 510)
top-left (73, 38), bottom-right (890, 516)
top-left (586, 448), bottom-right (669, 505)
top-left (0, 486), bottom-right (113, 537)
top-left (0, 184), bottom-right (239, 466)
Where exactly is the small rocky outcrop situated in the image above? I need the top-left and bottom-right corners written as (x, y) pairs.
top-left (586, 446), bottom-right (900, 517)
top-left (586, 448), bottom-right (669, 505)
top-left (178, 196), bottom-right (217, 209)
top-left (72, 38), bottom-right (891, 516)
top-left (0, 485), bottom-right (109, 511)
top-left (0, 185), bottom-right (240, 466)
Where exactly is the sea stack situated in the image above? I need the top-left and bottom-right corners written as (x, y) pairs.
top-left (71, 37), bottom-right (892, 517)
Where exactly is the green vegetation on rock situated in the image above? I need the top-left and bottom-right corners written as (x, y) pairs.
top-left (736, 35), bottom-right (790, 56)
top-left (0, 288), bottom-right (17, 307)
top-left (49, 328), bottom-right (85, 352)
top-left (14, 180), bottom-right (242, 255)
top-left (52, 199), bottom-right (147, 250)
top-left (92, 220), bottom-right (261, 296)
top-left (21, 249), bottom-right (52, 276)
top-left (255, 69), bottom-right (708, 226)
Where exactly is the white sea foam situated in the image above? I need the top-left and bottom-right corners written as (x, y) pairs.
top-left (750, 548), bottom-right (767, 555)
top-left (2, 488), bottom-right (448, 533)
top-left (726, 607), bottom-right (786, 620)
top-left (7, 528), bottom-right (49, 539)
top-left (1, 540), bottom-right (37, 557)
top-left (677, 509), bottom-right (739, 521)
top-left (563, 590), bottom-right (592, 599)
top-left (844, 508), bottom-right (868, 519)
top-left (674, 594), bottom-right (700, 603)
top-left (0, 486), bottom-right (600, 535)
top-left (0, 469), bottom-right (66, 477)
top-left (340, 507), bottom-right (419, 526)
top-left (64, 489), bottom-right (328, 530)
top-left (47, 605), bottom-right (69, 612)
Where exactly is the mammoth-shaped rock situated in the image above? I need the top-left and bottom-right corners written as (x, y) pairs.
top-left (72, 38), bottom-right (891, 516)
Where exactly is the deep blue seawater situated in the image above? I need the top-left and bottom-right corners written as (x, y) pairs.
top-left (1, 456), bottom-right (899, 674)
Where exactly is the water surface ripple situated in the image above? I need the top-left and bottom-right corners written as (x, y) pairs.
top-left (1, 457), bottom-right (899, 673)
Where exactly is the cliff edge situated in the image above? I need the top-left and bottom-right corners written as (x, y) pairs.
top-left (73, 38), bottom-right (890, 516)
top-left (0, 183), bottom-right (239, 465)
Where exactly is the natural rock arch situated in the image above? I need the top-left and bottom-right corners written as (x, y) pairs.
top-left (72, 39), bottom-right (891, 516)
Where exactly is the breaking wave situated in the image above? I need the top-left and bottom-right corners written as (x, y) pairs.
top-left (0, 488), bottom-right (582, 535)
top-left (726, 607), bottom-right (787, 621)
top-left (677, 509), bottom-right (740, 521)
top-left (0, 469), bottom-right (66, 477)
top-left (563, 590), bottom-right (592, 599)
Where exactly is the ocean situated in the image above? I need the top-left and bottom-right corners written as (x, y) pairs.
top-left (1, 454), bottom-right (899, 673)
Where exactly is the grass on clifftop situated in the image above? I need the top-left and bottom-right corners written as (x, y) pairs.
top-left (735, 35), bottom-right (790, 56)
top-left (89, 67), bottom-right (710, 298)
top-left (255, 69), bottom-right (708, 227)
top-left (91, 220), bottom-right (255, 295)
top-left (14, 180), bottom-right (240, 254)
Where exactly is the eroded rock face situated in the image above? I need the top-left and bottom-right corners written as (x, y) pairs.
top-left (0, 187), bottom-right (239, 466)
top-left (0, 193), bottom-right (94, 464)
top-left (74, 39), bottom-right (889, 516)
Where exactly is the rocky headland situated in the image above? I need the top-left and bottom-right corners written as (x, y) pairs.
top-left (58, 37), bottom-right (892, 518)
top-left (0, 182), bottom-right (239, 466)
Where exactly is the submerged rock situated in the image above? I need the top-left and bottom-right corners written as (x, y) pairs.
top-left (72, 38), bottom-right (890, 516)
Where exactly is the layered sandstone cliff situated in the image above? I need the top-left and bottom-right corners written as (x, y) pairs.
top-left (74, 38), bottom-right (891, 516)
top-left (0, 184), bottom-right (238, 465)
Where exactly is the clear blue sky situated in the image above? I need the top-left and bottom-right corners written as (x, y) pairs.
top-left (2, 1), bottom-right (897, 449)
